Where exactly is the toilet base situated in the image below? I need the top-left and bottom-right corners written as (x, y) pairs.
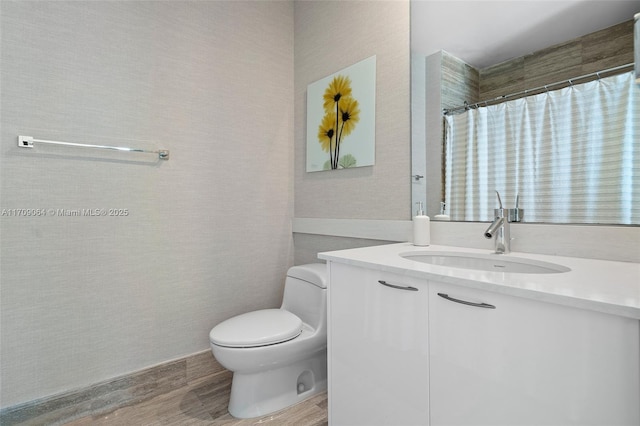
top-left (227, 349), bottom-right (327, 419)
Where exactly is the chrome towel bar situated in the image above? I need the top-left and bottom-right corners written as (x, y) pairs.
top-left (18, 135), bottom-right (169, 160)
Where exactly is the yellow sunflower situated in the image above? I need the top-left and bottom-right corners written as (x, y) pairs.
top-left (338, 96), bottom-right (360, 138)
top-left (323, 75), bottom-right (353, 112)
top-left (317, 113), bottom-right (336, 152)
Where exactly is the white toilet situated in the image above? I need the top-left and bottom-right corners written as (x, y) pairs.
top-left (209, 263), bottom-right (327, 419)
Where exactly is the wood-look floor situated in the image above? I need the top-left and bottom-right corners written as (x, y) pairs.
top-left (65, 369), bottom-right (328, 426)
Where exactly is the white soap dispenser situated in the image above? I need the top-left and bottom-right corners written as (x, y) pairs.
top-left (413, 202), bottom-right (430, 246)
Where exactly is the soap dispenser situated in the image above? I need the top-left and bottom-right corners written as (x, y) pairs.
top-left (434, 201), bottom-right (450, 221)
top-left (413, 202), bottom-right (430, 246)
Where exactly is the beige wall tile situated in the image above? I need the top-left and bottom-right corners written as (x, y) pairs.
top-left (480, 57), bottom-right (525, 100)
top-left (442, 52), bottom-right (479, 109)
top-left (524, 40), bottom-right (583, 89)
top-left (581, 20), bottom-right (634, 74)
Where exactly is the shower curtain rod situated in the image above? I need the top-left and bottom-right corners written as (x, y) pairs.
top-left (443, 62), bottom-right (634, 115)
top-left (17, 135), bottom-right (170, 160)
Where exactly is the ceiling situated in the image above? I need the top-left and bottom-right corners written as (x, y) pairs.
top-left (411, 0), bottom-right (639, 69)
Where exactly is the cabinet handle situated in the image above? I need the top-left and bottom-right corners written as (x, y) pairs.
top-left (437, 293), bottom-right (496, 309)
top-left (378, 280), bottom-right (419, 291)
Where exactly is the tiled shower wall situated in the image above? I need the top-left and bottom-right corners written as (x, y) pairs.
top-left (442, 19), bottom-right (635, 104)
top-left (480, 19), bottom-right (633, 99)
top-left (441, 53), bottom-right (479, 111)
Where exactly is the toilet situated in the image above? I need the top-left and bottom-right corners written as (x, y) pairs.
top-left (209, 263), bottom-right (327, 419)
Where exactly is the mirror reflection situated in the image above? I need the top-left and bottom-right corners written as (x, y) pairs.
top-left (411, 1), bottom-right (640, 225)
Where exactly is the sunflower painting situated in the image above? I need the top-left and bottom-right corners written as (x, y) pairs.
top-left (306, 56), bottom-right (376, 172)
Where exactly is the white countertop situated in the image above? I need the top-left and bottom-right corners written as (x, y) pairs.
top-left (319, 243), bottom-right (640, 320)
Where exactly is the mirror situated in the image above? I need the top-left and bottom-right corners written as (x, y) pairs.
top-left (411, 0), bottom-right (639, 224)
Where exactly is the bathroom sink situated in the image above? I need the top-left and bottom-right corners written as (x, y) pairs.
top-left (400, 251), bottom-right (570, 274)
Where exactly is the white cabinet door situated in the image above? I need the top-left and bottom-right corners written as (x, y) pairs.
top-left (428, 281), bottom-right (640, 425)
top-left (328, 262), bottom-right (429, 426)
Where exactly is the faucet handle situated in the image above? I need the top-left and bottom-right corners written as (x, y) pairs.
top-left (509, 193), bottom-right (524, 222)
top-left (495, 190), bottom-right (503, 209)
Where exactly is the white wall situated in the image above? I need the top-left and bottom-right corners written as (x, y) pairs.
top-left (292, 0), bottom-right (410, 264)
top-left (294, 1), bottom-right (411, 221)
top-left (0, 1), bottom-right (294, 408)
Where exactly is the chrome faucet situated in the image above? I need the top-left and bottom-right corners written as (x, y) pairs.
top-left (484, 191), bottom-right (523, 254)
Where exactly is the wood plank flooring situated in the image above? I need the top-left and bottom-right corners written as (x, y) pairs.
top-left (64, 369), bottom-right (328, 426)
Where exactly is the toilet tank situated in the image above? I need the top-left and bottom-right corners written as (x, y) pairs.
top-left (281, 263), bottom-right (327, 331)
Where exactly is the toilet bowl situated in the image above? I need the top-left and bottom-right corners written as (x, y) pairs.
top-left (209, 263), bottom-right (327, 419)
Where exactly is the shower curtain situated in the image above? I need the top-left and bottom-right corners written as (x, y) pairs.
top-left (444, 71), bottom-right (639, 224)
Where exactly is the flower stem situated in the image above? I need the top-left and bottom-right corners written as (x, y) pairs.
top-left (337, 121), bottom-right (346, 168)
top-left (334, 103), bottom-right (339, 168)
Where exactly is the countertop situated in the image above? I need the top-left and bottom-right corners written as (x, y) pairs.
top-left (319, 243), bottom-right (640, 320)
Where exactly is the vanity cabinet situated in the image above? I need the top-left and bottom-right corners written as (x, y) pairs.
top-left (328, 262), bottom-right (430, 425)
top-left (327, 261), bottom-right (640, 425)
top-left (428, 282), bottom-right (639, 425)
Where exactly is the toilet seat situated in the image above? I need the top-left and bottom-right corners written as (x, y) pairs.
top-left (209, 309), bottom-right (303, 348)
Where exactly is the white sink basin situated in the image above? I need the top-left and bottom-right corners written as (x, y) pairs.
top-left (400, 251), bottom-right (571, 274)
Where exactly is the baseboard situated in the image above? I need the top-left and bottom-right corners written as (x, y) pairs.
top-left (0, 350), bottom-right (224, 426)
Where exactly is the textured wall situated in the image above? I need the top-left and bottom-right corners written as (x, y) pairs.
top-left (293, 1), bottom-right (411, 221)
top-left (0, 1), bottom-right (293, 408)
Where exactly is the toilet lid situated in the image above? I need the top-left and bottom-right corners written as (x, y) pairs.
top-left (209, 309), bottom-right (303, 348)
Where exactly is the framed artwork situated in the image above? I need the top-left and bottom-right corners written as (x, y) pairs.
top-left (306, 55), bottom-right (376, 172)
